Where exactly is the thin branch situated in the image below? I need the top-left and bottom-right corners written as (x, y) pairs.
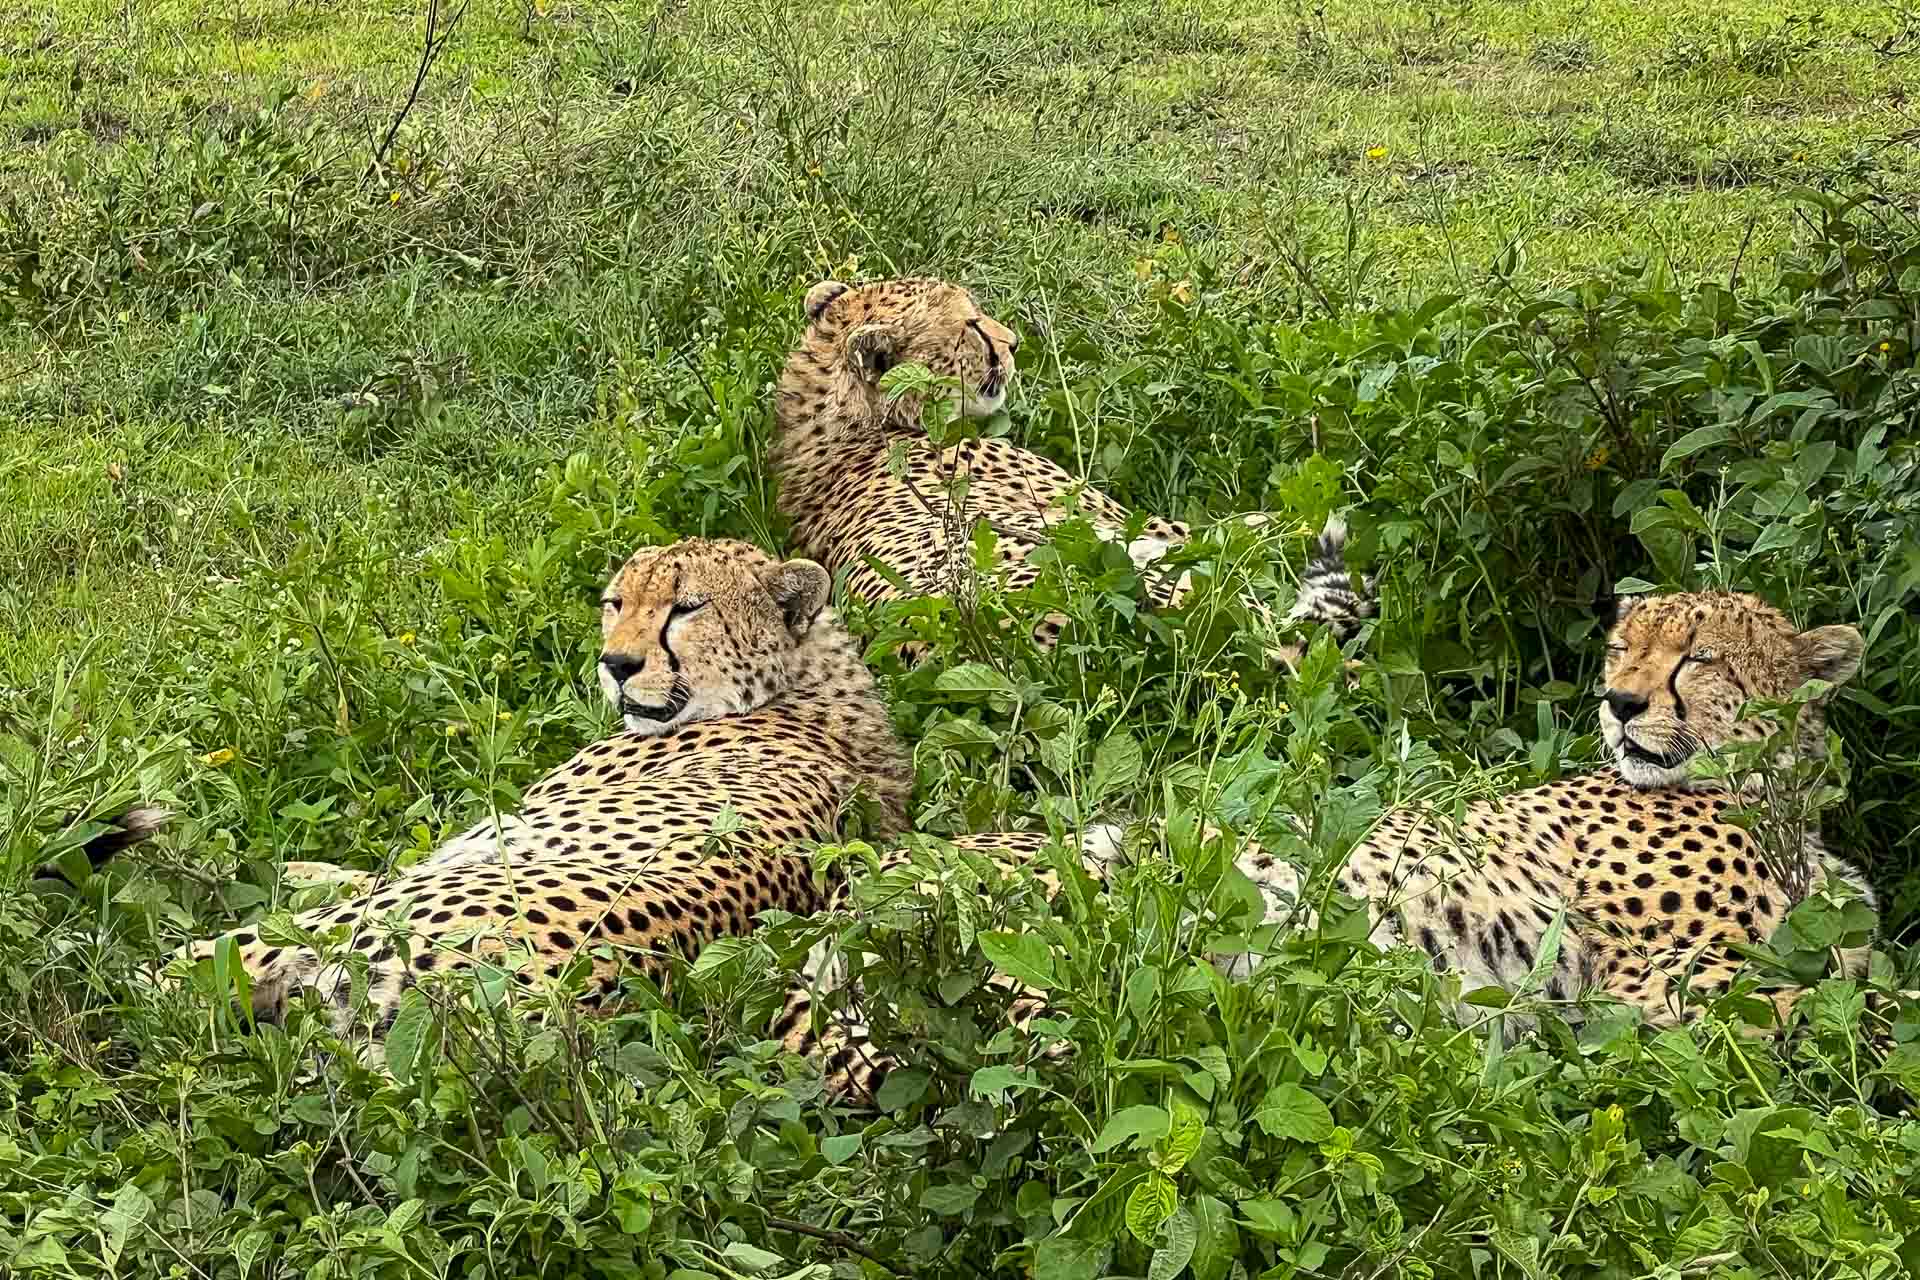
top-left (764, 1216), bottom-right (915, 1276)
top-left (1727, 209), bottom-right (1761, 295)
top-left (364, 0), bottom-right (470, 185)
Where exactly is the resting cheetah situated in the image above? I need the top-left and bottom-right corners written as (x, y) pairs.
top-left (1208, 590), bottom-right (1876, 1026)
top-left (67, 539), bottom-right (1121, 1096)
top-left (770, 276), bottom-right (1374, 663)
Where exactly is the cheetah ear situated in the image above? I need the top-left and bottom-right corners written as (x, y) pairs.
top-left (765, 559), bottom-right (832, 635)
top-left (1596, 588), bottom-right (1640, 630)
top-left (1796, 624), bottom-right (1863, 687)
top-left (845, 322), bottom-right (904, 383)
top-left (805, 280), bottom-right (850, 323)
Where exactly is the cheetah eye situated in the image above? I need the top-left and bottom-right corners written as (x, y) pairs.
top-left (600, 597), bottom-right (622, 613)
top-left (671, 598), bottom-right (708, 616)
top-left (1690, 649), bottom-right (1715, 664)
top-left (1605, 644), bottom-right (1627, 658)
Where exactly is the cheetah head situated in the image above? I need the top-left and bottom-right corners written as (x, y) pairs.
top-left (597, 538), bottom-right (833, 736)
top-left (798, 277), bottom-right (1020, 423)
top-left (1598, 591), bottom-right (1863, 789)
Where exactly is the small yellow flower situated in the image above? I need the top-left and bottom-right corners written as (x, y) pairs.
top-left (1169, 280), bottom-right (1194, 304)
top-left (1585, 445), bottom-right (1610, 471)
top-left (807, 164), bottom-right (821, 176)
top-left (1366, 145), bottom-right (1388, 160)
top-left (1879, 341), bottom-right (1891, 352)
top-left (445, 722), bottom-right (469, 737)
top-left (1133, 257), bottom-right (1154, 281)
top-left (396, 631), bottom-right (416, 646)
top-left (497, 711), bottom-right (512, 721)
top-left (1161, 224), bottom-right (1182, 245)
top-left (388, 191), bottom-right (402, 204)
top-left (199, 748), bottom-right (237, 768)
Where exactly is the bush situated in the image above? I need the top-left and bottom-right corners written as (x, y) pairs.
top-left (5, 165), bottom-right (1920, 1280)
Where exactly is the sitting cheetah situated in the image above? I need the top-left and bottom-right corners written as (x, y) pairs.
top-left (66, 538), bottom-right (1121, 1097)
top-left (770, 276), bottom-right (1374, 663)
top-left (1209, 589), bottom-right (1876, 1026)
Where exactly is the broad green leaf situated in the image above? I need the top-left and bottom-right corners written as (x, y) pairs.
top-left (921, 1183), bottom-right (981, 1215)
top-left (970, 1065), bottom-right (1043, 1097)
top-left (1184, 1045), bottom-right (1231, 1089)
top-left (1356, 361), bottom-right (1398, 403)
top-left (1188, 1195), bottom-right (1239, 1280)
top-left (234, 1228), bottom-right (272, 1280)
top-left (1490, 1222), bottom-right (1543, 1279)
top-left (1148, 1206), bottom-right (1198, 1280)
top-left (1092, 731), bottom-right (1143, 800)
top-left (948, 879), bottom-right (980, 953)
top-left (1253, 1083), bottom-right (1333, 1143)
top-left (1092, 1104), bottom-right (1170, 1153)
top-left (1016, 1180), bottom-right (1052, 1218)
top-left (1660, 424), bottom-right (1733, 470)
top-left (102, 1181), bottom-right (153, 1267)
top-left (385, 989), bottom-right (432, 1088)
top-left (822, 1134), bottom-right (862, 1165)
top-left (1522, 906), bottom-right (1566, 995)
top-left (922, 718), bottom-right (1001, 751)
top-left (1033, 1236), bottom-right (1103, 1280)
top-left (720, 1242), bottom-right (786, 1273)
top-left (1125, 965), bottom-right (1158, 1020)
top-left (875, 1067), bottom-right (931, 1111)
top-left (1126, 1172), bottom-right (1179, 1242)
top-left (935, 662), bottom-right (1017, 698)
top-left (1157, 1101), bottom-right (1205, 1173)
top-left (384, 1197), bottom-right (425, 1235)
top-left (1747, 521), bottom-right (1805, 556)
top-left (979, 931), bottom-right (1056, 990)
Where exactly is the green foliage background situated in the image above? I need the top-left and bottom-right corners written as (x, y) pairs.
top-left (3, 1), bottom-right (1920, 1276)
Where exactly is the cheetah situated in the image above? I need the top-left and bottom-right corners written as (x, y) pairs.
top-left (770, 276), bottom-right (1374, 664)
top-left (65, 538), bottom-right (1120, 1098)
top-left (1206, 589), bottom-right (1877, 1028)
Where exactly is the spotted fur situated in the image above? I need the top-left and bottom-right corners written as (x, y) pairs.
top-left (1211, 590), bottom-right (1875, 1027)
top-left (94, 539), bottom-right (1112, 1099)
top-left (771, 276), bottom-right (1376, 665)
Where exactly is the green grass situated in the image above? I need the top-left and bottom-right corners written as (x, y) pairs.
top-left (5, 0), bottom-right (1920, 1276)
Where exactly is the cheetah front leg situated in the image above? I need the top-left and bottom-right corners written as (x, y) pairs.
top-left (1129, 513), bottom-right (1377, 675)
top-left (151, 855), bottom-right (819, 1078)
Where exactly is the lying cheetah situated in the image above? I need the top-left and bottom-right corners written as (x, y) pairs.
top-left (770, 276), bottom-right (1374, 663)
top-left (65, 539), bottom-right (1121, 1097)
top-left (1209, 589), bottom-right (1877, 1025)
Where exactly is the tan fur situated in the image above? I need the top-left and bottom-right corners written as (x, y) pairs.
top-left (1222, 591), bottom-right (1875, 1028)
top-left (771, 276), bottom-right (1375, 660)
top-left (148, 538), bottom-right (1110, 1099)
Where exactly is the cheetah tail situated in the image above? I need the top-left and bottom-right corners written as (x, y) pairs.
top-left (33, 807), bottom-right (173, 884)
top-left (1287, 512), bottom-right (1378, 642)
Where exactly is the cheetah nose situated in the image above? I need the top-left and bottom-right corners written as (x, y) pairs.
top-left (601, 653), bottom-right (645, 685)
top-left (1604, 689), bottom-right (1649, 724)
